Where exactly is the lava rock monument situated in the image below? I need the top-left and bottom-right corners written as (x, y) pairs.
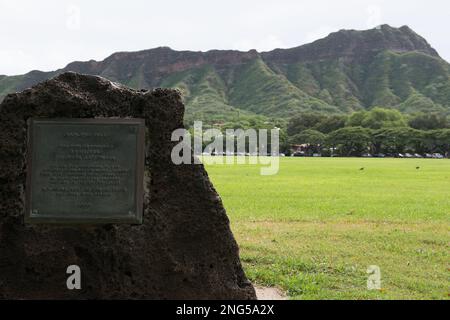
top-left (0, 72), bottom-right (256, 299)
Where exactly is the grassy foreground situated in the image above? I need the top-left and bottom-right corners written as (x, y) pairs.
top-left (204, 157), bottom-right (449, 300)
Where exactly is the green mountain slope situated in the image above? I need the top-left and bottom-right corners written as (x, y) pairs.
top-left (227, 58), bottom-right (340, 117)
top-left (1, 24), bottom-right (449, 124)
top-left (0, 75), bottom-right (24, 99)
top-left (159, 64), bottom-right (268, 126)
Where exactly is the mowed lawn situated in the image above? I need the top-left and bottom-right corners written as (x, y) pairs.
top-left (204, 157), bottom-right (450, 300)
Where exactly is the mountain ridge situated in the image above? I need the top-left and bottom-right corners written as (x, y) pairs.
top-left (1, 24), bottom-right (449, 124)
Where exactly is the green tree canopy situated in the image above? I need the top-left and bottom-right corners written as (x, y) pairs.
top-left (327, 127), bottom-right (373, 156)
top-left (408, 113), bottom-right (449, 130)
top-left (315, 115), bottom-right (348, 133)
top-left (372, 127), bottom-right (423, 154)
top-left (346, 107), bottom-right (407, 129)
top-left (422, 129), bottom-right (450, 154)
top-left (287, 113), bottom-right (326, 136)
top-left (290, 129), bottom-right (326, 145)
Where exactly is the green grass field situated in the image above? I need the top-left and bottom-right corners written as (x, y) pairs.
top-left (204, 157), bottom-right (450, 300)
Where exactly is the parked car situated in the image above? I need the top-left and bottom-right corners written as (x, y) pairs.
top-left (414, 153), bottom-right (423, 158)
top-left (362, 153), bottom-right (372, 157)
top-left (374, 153), bottom-right (385, 158)
top-left (405, 153), bottom-right (413, 158)
top-left (292, 151), bottom-right (306, 157)
top-left (432, 153), bottom-right (444, 159)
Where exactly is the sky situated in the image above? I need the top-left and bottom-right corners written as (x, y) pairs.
top-left (0, 0), bottom-right (449, 75)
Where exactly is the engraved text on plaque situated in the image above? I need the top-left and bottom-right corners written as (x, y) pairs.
top-left (25, 118), bottom-right (145, 224)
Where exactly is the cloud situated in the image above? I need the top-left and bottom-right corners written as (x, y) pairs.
top-left (0, 0), bottom-right (449, 74)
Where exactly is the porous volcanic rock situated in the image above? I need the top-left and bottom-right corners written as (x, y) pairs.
top-left (0, 72), bottom-right (256, 299)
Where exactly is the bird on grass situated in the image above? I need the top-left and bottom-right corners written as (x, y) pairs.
top-left (416, 166), bottom-right (420, 170)
top-left (359, 167), bottom-right (365, 171)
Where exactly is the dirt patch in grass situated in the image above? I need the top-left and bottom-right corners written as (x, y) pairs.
top-left (255, 286), bottom-right (287, 300)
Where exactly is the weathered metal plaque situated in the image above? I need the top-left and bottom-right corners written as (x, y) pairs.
top-left (25, 118), bottom-right (145, 224)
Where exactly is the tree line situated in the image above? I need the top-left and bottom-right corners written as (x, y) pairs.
top-left (286, 108), bottom-right (450, 157)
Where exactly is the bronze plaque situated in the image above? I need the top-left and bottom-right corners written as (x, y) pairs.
top-left (25, 118), bottom-right (145, 224)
